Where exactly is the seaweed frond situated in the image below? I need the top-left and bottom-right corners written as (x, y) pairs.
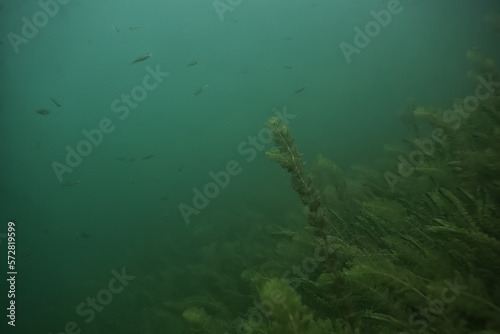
top-left (266, 117), bottom-right (326, 234)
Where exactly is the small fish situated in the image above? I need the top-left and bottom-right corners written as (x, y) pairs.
top-left (293, 86), bottom-right (305, 95)
top-left (187, 60), bottom-right (198, 67)
top-left (112, 24), bottom-right (120, 33)
top-left (142, 155), bottom-right (153, 160)
top-left (115, 157), bottom-right (127, 161)
top-left (50, 97), bottom-right (61, 107)
top-left (63, 179), bottom-right (80, 186)
top-left (37, 141), bottom-right (41, 150)
top-left (128, 25), bottom-right (144, 30)
top-left (160, 196), bottom-right (169, 201)
top-left (36, 109), bottom-right (50, 115)
top-left (132, 52), bottom-right (151, 64)
top-left (284, 66), bottom-right (292, 70)
top-left (194, 84), bottom-right (209, 95)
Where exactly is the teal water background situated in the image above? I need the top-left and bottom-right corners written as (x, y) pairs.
top-left (1, 0), bottom-right (500, 333)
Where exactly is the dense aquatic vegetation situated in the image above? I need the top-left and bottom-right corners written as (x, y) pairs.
top-left (177, 29), bottom-right (500, 334)
top-left (80, 15), bottom-right (500, 334)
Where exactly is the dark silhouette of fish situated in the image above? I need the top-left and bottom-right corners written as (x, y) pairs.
top-left (132, 52), bottom-right (151, 64)
top-left (128, 25), bottom-right (144, 30)
top-left (36, 109), bottom-right (50, 115)
top-left (63, 179), bottom-right (80, 186)
top-left (50, 97), bottom-right (61, 107)
top-left (195, 84), bottom-right (208, 95)
top-left (293, 86), bottom-right (305, 95)
top-left (187, 60), bottom-right (198, 67)
top-left (142, 155), bottom-right (153, 160)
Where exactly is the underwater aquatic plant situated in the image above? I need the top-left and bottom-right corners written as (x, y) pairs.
top-left (262, 66), bottom-right (500, 331)
top-left (266, 117), bottom-right (329, 236)
top-left (466, 49), bottom-right (497, 76)
top-left (265, 117), bottom-right (319, 209)
top-left (182, 307), bottom-right (212, 330)
top-left (258, 278), bottom-right (334, 334)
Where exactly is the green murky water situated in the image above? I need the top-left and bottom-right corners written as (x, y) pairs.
top-left (1, 0), bottom-right (499, 333)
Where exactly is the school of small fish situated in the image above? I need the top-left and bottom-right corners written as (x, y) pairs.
top-left (33, 20), bottom-right (308, 192)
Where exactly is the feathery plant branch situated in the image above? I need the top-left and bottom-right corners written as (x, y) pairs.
top-left (266, 117), bottom-right (328, 235)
